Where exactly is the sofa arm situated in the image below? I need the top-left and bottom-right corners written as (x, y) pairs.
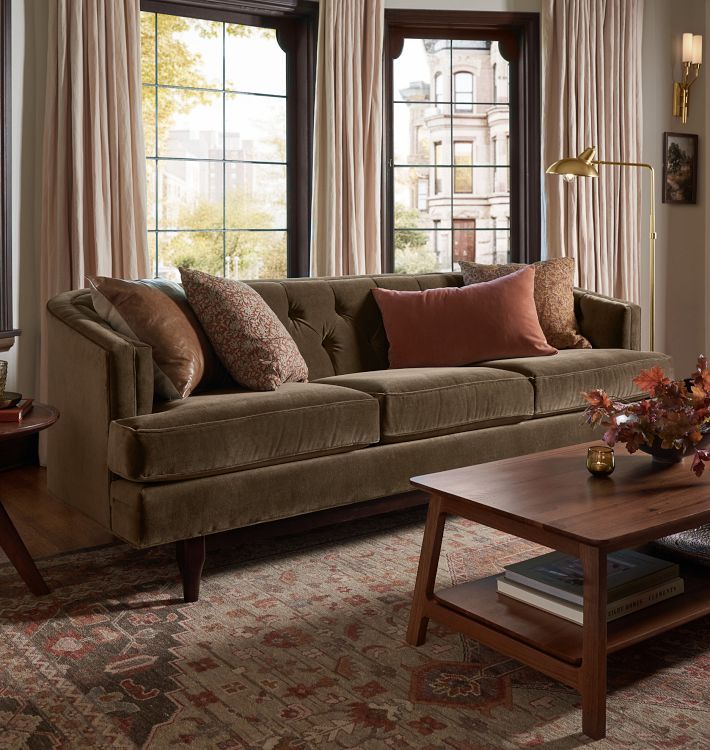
top-left (573, 288), bottom-right (641, 350)
top-left (46, 290), bottom-right (154, 530)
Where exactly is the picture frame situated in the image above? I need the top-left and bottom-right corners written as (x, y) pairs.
top-left (662, 132), bottom-right (698, 204)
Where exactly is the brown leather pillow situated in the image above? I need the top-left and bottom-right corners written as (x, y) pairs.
top-left (372, 266), bottom-right (557, 368)
top-left (459, 257), bottom-right (591, 349)
top-left (89, 276), bottom-right (228, 400)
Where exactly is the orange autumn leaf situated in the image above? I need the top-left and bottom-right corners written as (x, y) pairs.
top-left (690, 385), bottom-right (707, 405)
top-left (632, 366), bottom-right (670, 395)
top-left (582, 389), bottom-right (613, 409)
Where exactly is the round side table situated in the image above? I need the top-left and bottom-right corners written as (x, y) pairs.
top-left (0, 403), bottom-right (59, 595)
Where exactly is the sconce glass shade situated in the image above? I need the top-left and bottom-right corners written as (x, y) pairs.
top-left (682, 32), bottom-right (694, 63)
top-left (692, 34), bottom-right (703, 64)
top-left (545, 147), bottom-right (599, 180)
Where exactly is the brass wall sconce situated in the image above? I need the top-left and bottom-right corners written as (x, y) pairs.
top-left (673, 33), bottom-right (702, 124)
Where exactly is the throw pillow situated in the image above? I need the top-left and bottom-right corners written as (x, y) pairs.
top-left (89, 276), bottom-right (228, 400)
top-left (180, 267), bottom-right (309, 391)
top-left (459, 257), bottom-right (591, 349)
top-left (372, 266), bottom-right (557, 369)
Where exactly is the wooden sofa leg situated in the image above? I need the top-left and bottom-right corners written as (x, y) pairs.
top-left (176, 536), bottom-right (206, 603)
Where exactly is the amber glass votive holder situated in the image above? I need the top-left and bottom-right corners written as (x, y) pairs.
top-left (587, 445), bottom-right (615, 477)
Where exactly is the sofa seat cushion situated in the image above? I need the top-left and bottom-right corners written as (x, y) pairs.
top-left (108, 383), bottom-right (379, 482)
top-left (314, 367), bottom-right (534, 443)
top-left (476, 349), bottom-right (674, 416)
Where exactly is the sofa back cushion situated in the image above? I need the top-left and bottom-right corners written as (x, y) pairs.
top-left (246, 273), bottom-right (464, 380)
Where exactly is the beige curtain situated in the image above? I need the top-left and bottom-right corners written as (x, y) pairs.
top-left (310, 0), bottom-right (384, 276)
top-left (40, 0), bottom-right (148, 396)
top-left (543, 0), bottom-right (644, 302)
top-left (41, 0), bottom-right (148, 290)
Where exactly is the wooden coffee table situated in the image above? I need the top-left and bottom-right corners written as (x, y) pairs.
top-left (0, 403), bottom-right (59, 595)
top-left (406, 443), bottom-right (710, 740)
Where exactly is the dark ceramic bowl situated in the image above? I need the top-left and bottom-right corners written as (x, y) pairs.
top-left (0, 391), bottom-right (21, 409)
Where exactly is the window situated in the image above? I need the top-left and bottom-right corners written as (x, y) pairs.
top-left (453, 141), bottom-right (473, 193)
top-left (141, 2), bottom-right (315, 281)
top-left (417, 178), bottom-right (428, 210)
top-left (433, 142), bottom-right (443, 194)
top-left (453, 71), bottom-right (473, 112)
top-left (433, 72), bottom-right (444, 103)
top-left (385, 11), bottom-right (541, 273)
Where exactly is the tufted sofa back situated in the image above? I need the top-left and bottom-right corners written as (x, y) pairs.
top-left (58, 272), bottom-right (465, 383)
top-left (247, 273), bottom-right (464, 380)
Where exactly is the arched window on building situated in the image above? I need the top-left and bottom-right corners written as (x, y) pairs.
top-left (434, 73), bottom-right (444, 103)
top-left (454, 72), bottom-right (474, 112)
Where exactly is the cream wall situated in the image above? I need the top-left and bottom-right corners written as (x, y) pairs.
top-left (5, 0), bottom-right (47, 395)
top-left (642, 0), bottom-right (706, 368)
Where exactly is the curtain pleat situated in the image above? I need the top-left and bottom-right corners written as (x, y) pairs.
top-left (543, 0), bottom-right (643, 303)
top-left (310, 0), bottom-right (384, 276)
top-left (40, 0), bottom-right (148, 398)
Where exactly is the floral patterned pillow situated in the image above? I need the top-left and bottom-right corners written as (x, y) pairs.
top-left (180, 268), bottom-right (308, 391)
top-left (459, 257), bottom-right (591, 350)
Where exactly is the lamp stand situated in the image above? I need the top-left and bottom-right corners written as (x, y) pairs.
top-left (593, 159), bottom-right (656, 351)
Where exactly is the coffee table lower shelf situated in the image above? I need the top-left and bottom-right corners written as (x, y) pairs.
top-left (432, 568), bottom-right (710, 683)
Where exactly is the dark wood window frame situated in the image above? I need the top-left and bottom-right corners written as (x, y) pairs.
top-left (0, 0), bottom-right (18, 348)
top-left (140, 0), bottom-right (317, 278)
top-left (383, 9), bottom-right (541, 271)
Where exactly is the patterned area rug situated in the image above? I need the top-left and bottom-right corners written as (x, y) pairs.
top-left (1, 509), bottom-right (708, 749)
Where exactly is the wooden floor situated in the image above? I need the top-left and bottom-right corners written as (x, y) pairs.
top-left (0, 466), bottom-right (114, 564)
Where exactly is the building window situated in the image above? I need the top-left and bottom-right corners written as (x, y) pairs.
top-left (453, 141), bottom-right (473, 193)
top-left (417, 178), bottom-right (428, 210)
top-left (433, 142), bottom-right (443, 194)
top-left (434, 72), bottom-right (444, 103)
top-left (386, 12), bottom-right (541, 272)
top-left (141, 4), bottom-right (314, 281)
top-left (453, 71), bottom-right (474, 112)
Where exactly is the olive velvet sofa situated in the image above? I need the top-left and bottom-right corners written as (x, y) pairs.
top-left (46, 272), bottom-right (672, 601)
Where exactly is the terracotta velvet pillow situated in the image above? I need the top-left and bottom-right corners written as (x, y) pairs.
top-left (459, 257), bottom-right (591, 350)
top-left (89, 276), bottom-right (228, 400)
top-left (180, 267), bottom-right (309, 391)
top-left (372, 267), bottom-right (557, 369)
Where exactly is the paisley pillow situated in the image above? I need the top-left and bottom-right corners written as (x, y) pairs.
top-left (459, 257), bottom-right (591, 350)
top-left (180, 268), bottom-right (308, 391)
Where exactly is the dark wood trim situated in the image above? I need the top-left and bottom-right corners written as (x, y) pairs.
top-left (382, 9), bottom-right (541, 270)
top-left (140, 0), bottom-right (317, 277)
top-left (142, 0), bottom-right (297, 19)
top-left (0, 0), bottom-right (14, 341)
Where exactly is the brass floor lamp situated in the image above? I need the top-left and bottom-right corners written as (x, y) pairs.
top-left (546, 147), bottom-right (656, 350)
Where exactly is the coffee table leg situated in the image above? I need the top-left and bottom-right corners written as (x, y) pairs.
top-left (406, 493), bottom-right (446, 646)
top-left (0, 500), bottom-right (50, 596)
top-left (580, 544), bottom-right (607, 739)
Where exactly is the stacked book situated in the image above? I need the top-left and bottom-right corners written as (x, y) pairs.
top-left (0, 398), bottom-right (33, 422)
top-left (497, 548), bottom-right (683, 625)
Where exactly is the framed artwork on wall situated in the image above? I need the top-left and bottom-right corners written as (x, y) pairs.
top-left (662, 132), bottom-right (698, 205)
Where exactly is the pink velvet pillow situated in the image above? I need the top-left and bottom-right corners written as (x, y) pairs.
top-left (372, 267), bottom-right (557, 368)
